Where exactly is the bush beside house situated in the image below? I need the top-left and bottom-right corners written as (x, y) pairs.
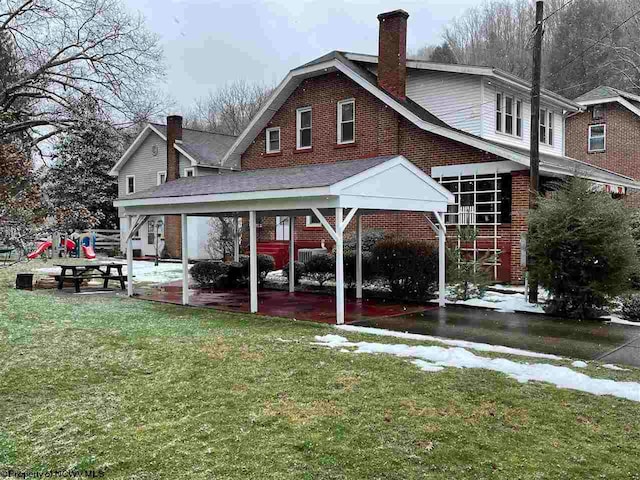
top-left (528, 178), bottom-right (638, 319)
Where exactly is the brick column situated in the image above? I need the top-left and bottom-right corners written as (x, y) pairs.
top-left (165, 115), bottom-right (183, 259)
top-left (510, 171), bottom-right (530, 284)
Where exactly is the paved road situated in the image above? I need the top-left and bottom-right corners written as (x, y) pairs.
top-left (354, 306), bottom-right (640, 367)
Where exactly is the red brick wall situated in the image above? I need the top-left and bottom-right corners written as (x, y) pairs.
top-left (566, 103), bottom-right (640, 180)
top-left (241, 72), bottom-right (529, 283)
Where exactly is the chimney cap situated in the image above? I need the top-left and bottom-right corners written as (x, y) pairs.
top-left (377, 9), bottom-right (409, 21)
top-left (167, 114), bottom-right (183, 121)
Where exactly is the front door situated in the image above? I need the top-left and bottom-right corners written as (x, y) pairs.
top-left (275, 216), bottom-right (290, 241)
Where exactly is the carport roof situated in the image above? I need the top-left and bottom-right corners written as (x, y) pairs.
top-left (121, 156), bottom-right (395, 201)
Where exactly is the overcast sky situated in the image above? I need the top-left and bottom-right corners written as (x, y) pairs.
top-left (124, 0), bottom-right (480, 111)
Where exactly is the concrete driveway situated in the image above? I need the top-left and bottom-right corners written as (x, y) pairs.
top-left (353, 305), bottom-right (640, 367)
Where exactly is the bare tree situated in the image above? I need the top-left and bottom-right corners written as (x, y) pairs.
top-left (184, 80), bottom-right (273, 136)
top-left (0, 0), bottom-right (165, 145)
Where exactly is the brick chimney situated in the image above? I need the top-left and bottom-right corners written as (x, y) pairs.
top-left (164, 115), bottom-right (183, 258)
top-left (166, 115), bottom-right (183, 181)
top-left (377, 10), bottom-right (409, 100)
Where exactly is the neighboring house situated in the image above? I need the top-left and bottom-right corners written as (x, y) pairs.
top-left (566, 86), bottom-right (640, 200)
top-left (114, 9), bottom-right (639, 283)
top-left (108, 121), bottom-right (237, 258)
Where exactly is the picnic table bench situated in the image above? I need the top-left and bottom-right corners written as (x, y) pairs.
top-left (55, 263), bottom-right (127, 293)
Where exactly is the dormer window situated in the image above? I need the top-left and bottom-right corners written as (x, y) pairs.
top-left (184, 167), bottom-right (195, 177)
top-left (266, 127), bottom-right (281, 153)
top-left (496, 93), bottom-right (522, 138)
top-left (126, 175), bottom-right (135, 195)
top-left (296, 107), bottom-right (312, 149)
top-left (540, 109), bottom-right (554, 146)
top-left (337, 99), bottom-right (355, 144)
top-left (157, 171), bottom-right (166, 185)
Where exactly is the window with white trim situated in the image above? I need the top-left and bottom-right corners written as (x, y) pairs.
top-left (496, 93), bottom-right (522, 138)
top-left (439, 174), bottom-right (511, 226)
top-left (126, 175), bottom-right (135, 195)
top-left (540, 109), bottom-right (554, 146)
top-left (157, 171), bottom-right (166, 185)
top-left (266, 127), bottom-right (280, 153)
top-left (306, 213), bottom-right (321, 227)
top-left (296, 107), bottom-right (312, 149)
top-left (588, 124), bottom-right (606, 152)
top-left (337, 99), bottom-right (355, 144)
top-left (184, 167), bottom-right (195, 177)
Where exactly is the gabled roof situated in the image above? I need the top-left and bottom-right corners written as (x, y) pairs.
top-left (113, 155), bottom-right (455, 215)
top-left (574, 85), bottom-right (640, 118)
top-left (343, 52), bottom-right (581, 112)
top-left (219, 50), bottom-right (640, 190)
top-left (109, 123), bottom-right (237, 176)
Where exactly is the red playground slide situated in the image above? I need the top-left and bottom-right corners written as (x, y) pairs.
top-left (82, 245), bottom-right (96, 259)
top-left (27, 239), bottom-right (76, 259)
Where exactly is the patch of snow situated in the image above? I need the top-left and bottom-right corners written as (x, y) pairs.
top-left (602, 364), bottom-right (630, 372)
top-left (571, 361), bottom-right (588, 368)
top-left (314, 335), bottom-right (640, 403)
top-left (335, 325), bottom-right (562, 360)
top-left (412, 359), bottom-right (445, 372)
top-left (442, 290), bottom-right (546, 315)
top-left (604, 315), bottom-right (640, 327)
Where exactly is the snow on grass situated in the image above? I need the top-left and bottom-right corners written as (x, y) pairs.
top-left (604, 315), bottom-right (640, 327)
top-left (442, 290), bottom-right (546, 314)
top-left (314, 334), bottom-right (640, 403)
top-left (335, 325), bottom-right (562, 360)
top-left (571, 361), bottom-right (588, 368)
top-left (602, 364), bottom-right (631, 372)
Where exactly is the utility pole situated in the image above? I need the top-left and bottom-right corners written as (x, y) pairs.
top-left (528, 0), bottom-right (544, 304)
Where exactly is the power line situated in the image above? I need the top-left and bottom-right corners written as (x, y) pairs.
top-left (542, 0), bottom-right (577, 22)
top-left (549, 7), bottom-right (640, 78)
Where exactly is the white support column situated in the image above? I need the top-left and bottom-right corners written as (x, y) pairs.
top-left (181, 213), bottom-right (189, 306)
top-left (126, 216), bottom-right (133, 297)
top-left (288, 216), bottom-right (295, 293)
top-left (233, 216), bottom-right (240, 262)
top-left (335, 207), bottom-right (345, 325)
top-left (249, 211), bottom-right (258, 313)
top-left (355, 214), bottom-right (363, 300)
top-left (435, 212), bottom-right (447, 308)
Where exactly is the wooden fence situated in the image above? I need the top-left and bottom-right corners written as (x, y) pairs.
top-left (92, 229), bottom-right (120, 251)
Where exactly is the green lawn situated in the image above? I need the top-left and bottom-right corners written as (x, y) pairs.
top-left (1, 261), bottom-right (639, 479)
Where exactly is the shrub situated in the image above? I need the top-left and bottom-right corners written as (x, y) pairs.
top-left (528, 178), bottom-right (638, 319)
top-left (343, 250), bottom-right (375, 287)
top-left (282, 261), bottom-right (306, 285)
top-left (343, 228), bottom-right (385, 254)
top-left (304, 253), bottom-right (336, 287)
top-left (226, 261), bottom-right (247, 287)
top-left (619, 293), bottom-right (640, 323)
top-left (372, 238), bottom-right (438, 301)
top-left (446, 226), bottom-right (494, 300)
top-left (239, 254), bottom-right (275, 285)
top-left (190, 261), bottom-right (229, 287)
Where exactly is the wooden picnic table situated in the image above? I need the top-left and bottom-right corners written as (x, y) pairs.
top-left (55, 263), bottom-right (127, 293)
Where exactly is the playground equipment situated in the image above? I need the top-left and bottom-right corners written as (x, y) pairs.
top-left (80, 235), bottom-right (97, 259)
top-left (27, 239), bottom-right (76, 260)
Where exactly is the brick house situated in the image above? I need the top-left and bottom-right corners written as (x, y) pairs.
top-left (113, 9), bottom-right (639, 285)
top-left (566, 86), bottom-right (640, 203)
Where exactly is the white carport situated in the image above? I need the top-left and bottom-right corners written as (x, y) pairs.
top-left (114, 155), bottom-right (454, 324)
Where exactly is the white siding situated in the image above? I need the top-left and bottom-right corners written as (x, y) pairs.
top-left (406, 70), bottom-right (483, 136)
top-left (480, 79), bottom-right (565, 156)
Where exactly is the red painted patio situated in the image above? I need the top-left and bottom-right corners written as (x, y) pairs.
top-left (141, 283), bottom-right (435, 324)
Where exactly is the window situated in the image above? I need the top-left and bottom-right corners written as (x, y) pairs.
top-left (588, 124), bottom-right (606, 152)
top-left (337, 99), bottom-right (355, 144)
top-left (157, 171), bottom-right (166, 186)
top-left (265, 127), bottom-right (281, 153)
top-left (439, 174), bottom-right (509, 225)
top-left (496, 93), bottom-right (522, 138)
top-left (184, 167), bottom-right (195, 177)
top-left (540, 109), bottom-right (554, 146)
top-left (296, 107), bottom-right (312, 149)
top-left (306, 213), bottom-right (322, 227)
top-left (126, 175), bottom-right (135, 195)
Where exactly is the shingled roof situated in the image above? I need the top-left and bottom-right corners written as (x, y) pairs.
top-left (150, 124), bottom-right (237, 167)
top-left (120, 156), bottom-right (395, 200)
top-left (575, 86), bottom-right (640, 106)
